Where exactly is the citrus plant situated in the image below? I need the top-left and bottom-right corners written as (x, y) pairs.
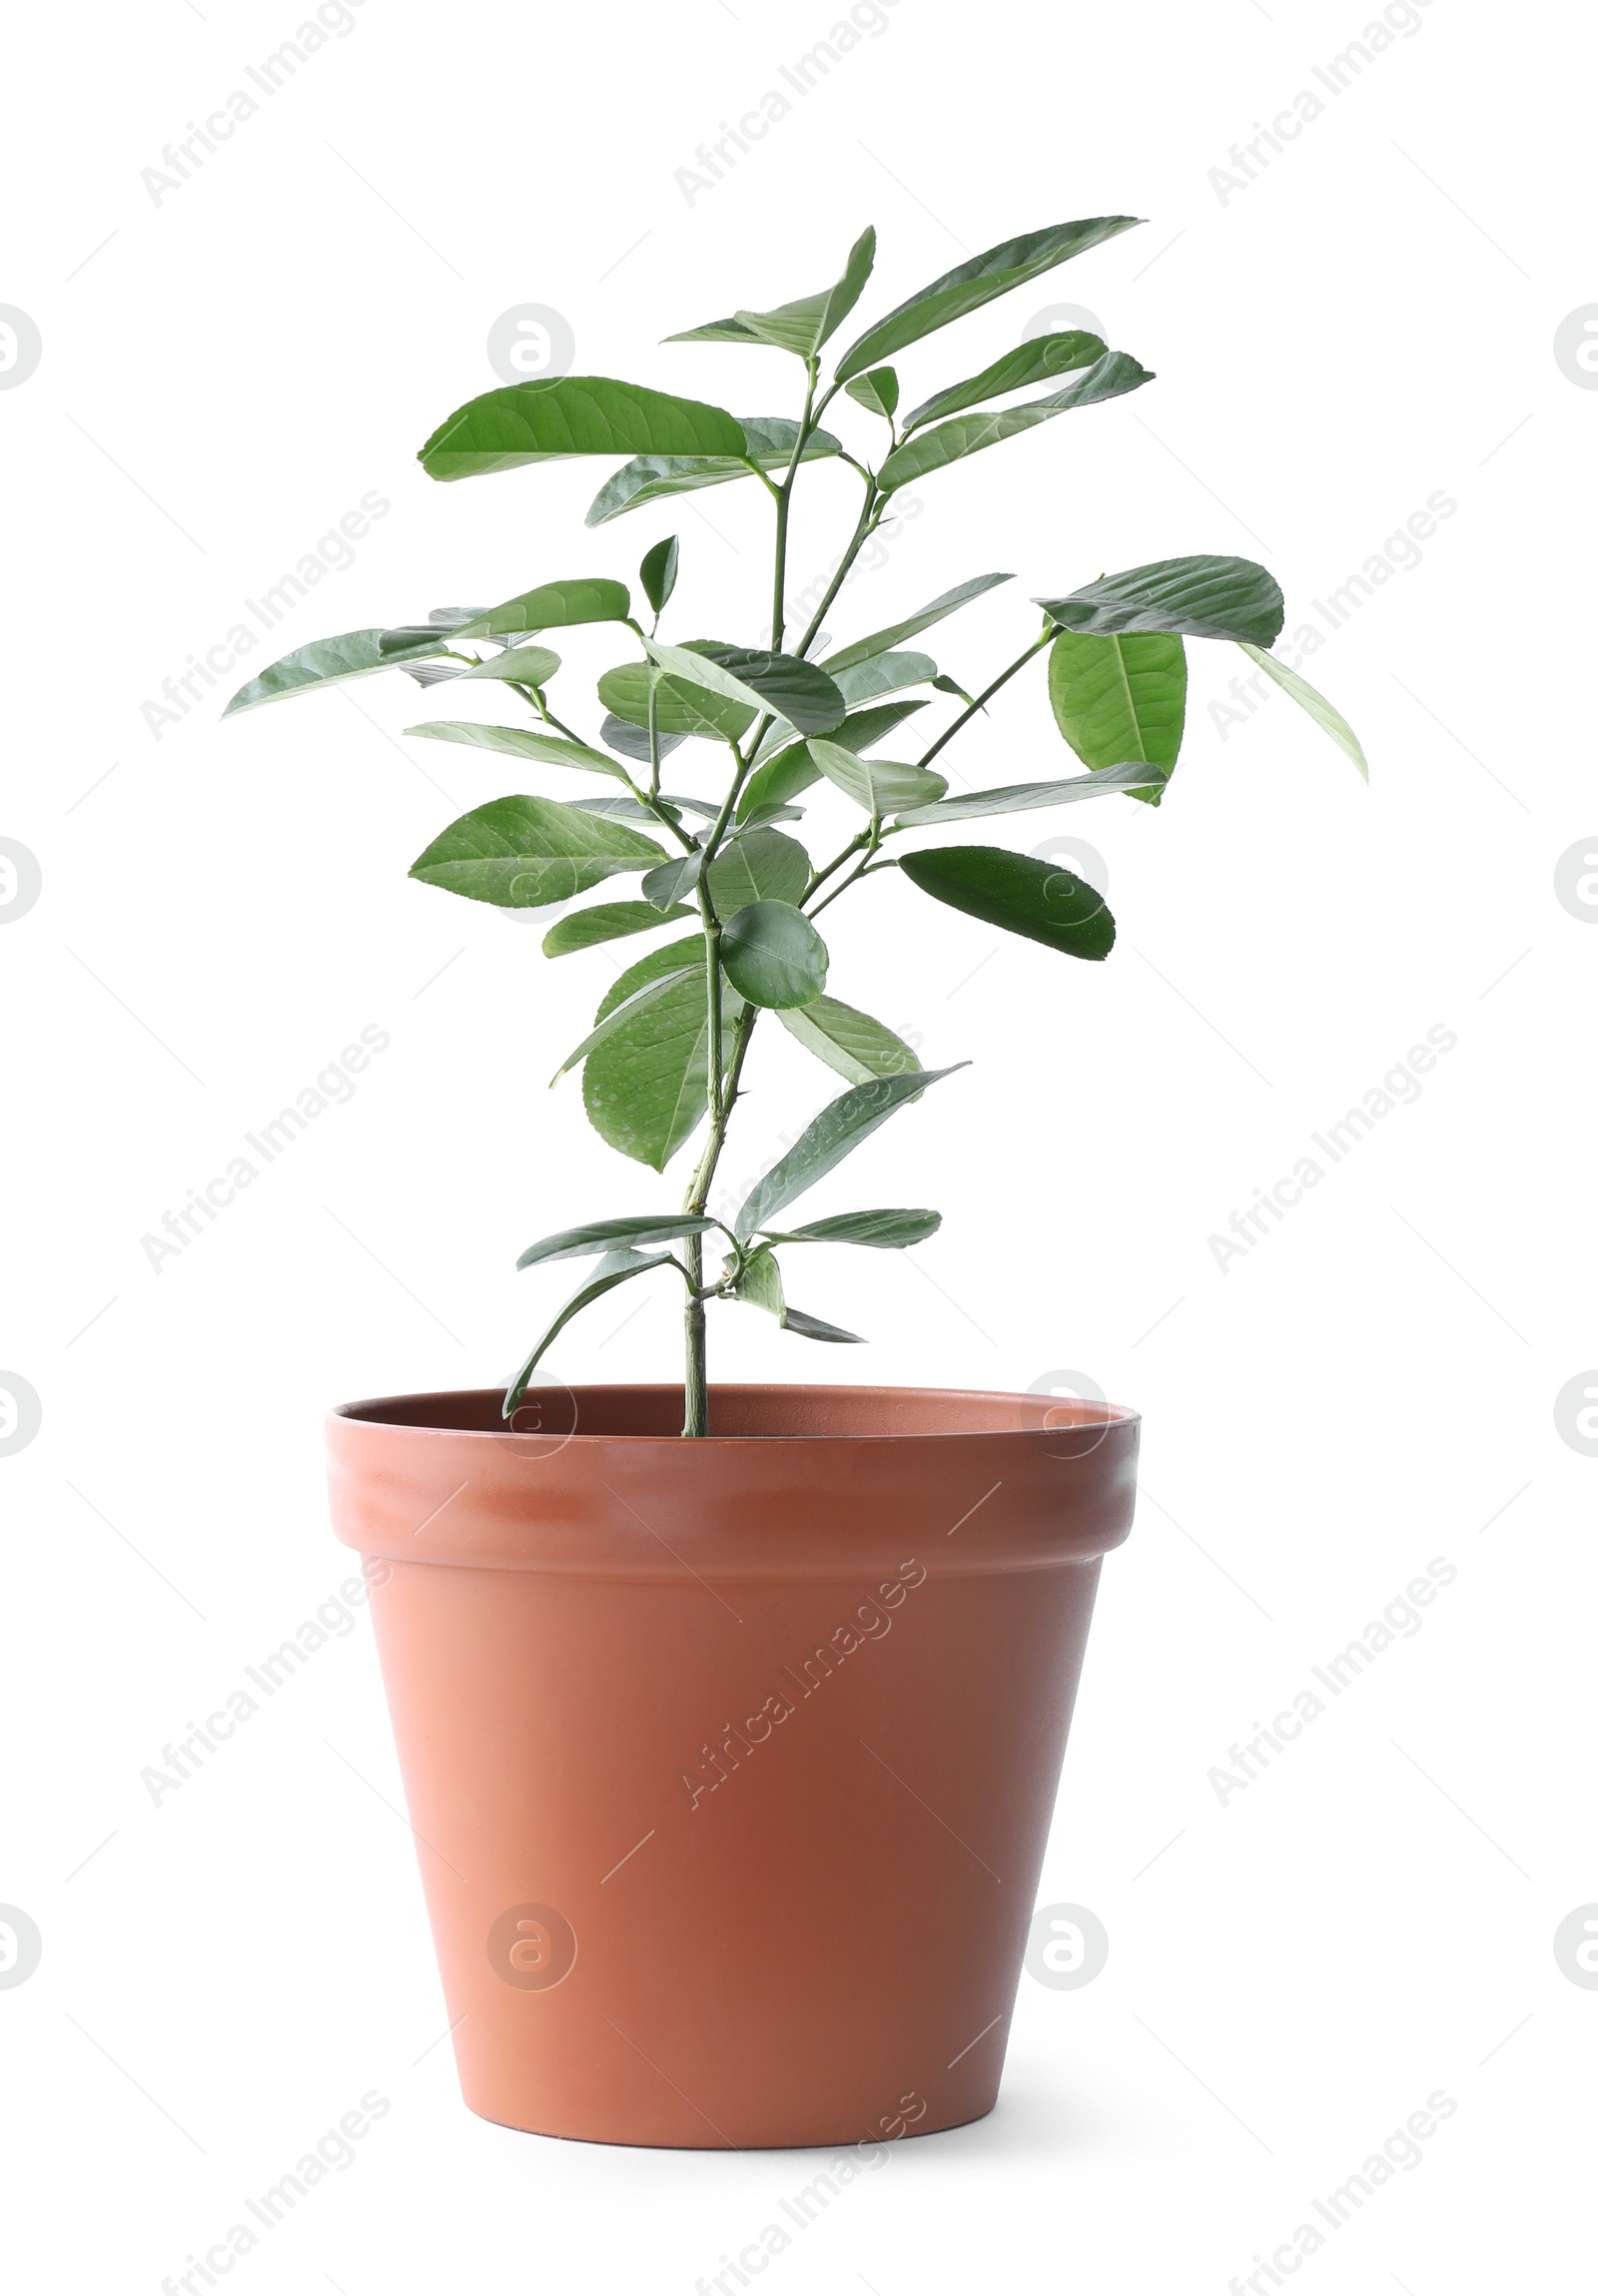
top-left (226, 217), bottom-right (1363, 1434)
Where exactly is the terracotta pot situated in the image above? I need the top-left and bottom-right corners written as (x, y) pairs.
top-left (327, 1382), bottom-right (1138, 2149)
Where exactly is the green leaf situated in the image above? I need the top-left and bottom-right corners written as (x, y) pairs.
top-left (834, 217), bottom-right (1143, 381)
top-left (731, 226), bottom-right (877, 357)
top-left (542, 900), bottom-right (694, 956)
top-left (645, 639), bottom-right (846, 735)
top-left (408, 795), bottom-right (665, 909)
top-left (550, 965), bottom-right (700, 1083)
top-left (777, 995), bottom-right (921, 1086)
top-left (1048, 628), bottom-right (1187, 809)
top-left (583, 937), bottom-right (743, 1172)
top-left (781, 1305), bottom-right (866, 1343)
top-left (598, 658), bottom-right (755, 744)
top-left (719, 901), bottom-right (829, 1009)
top-left (844, 367), bottom-right (899, 419)
top-left (504, 1248), bottom-right (676, 1412)
top-left (455, 643), bottom-right (562, 685)
top-left (1039, 555), bottom-right (1285, 647)
top-left (1236, 643), bottom-right (1368, 780)
top-left (833, 650), bottom-right (940, 707)
top-left (664, 315), bottom-right (762, 347)
top-left (418, 377), bottom-right (746, 482)
top-left (585, 415), bottom-right (842, 524)
top-left (518, 1213), bottom-right (719, 1267)
top-left (735, 1065), bottom-right (968, 1236)
top-left (901, 330), bottom-right (1106, 431)
top-left (807, 739), bottom-right (948, 818)
top-left (223, 627), bottom-right (448, 717)
top-left (897, 846), bottom-right (1115, 960)
top-left (894, 757), bottom-right (1165, 824)
top-left (878, 353), bottom-right (1154, 492)
top-left (732, 1245), bottom-right (785, 1317)
top-left (602, 712), bottom-right (688, 766)
top-left (454, 578), bottom-right (632, 640)
top-left (821, 574), bottom-right (1013, 674)
top-left (404, 720), bottom-right (631, 782)
top-left (640, 534), bottom-right (679, 615)
top-left (737, 699), bottom-right (931, 817)
top-left (761, 1207), bottom-right (940, 1248)
top-left (705, 827), bottom-right (811, 915)
top-left (640, 850), bottom-right (703, 910)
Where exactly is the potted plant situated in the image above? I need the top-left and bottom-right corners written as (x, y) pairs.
top-left (227, 216), bottom-right (1361, 2149)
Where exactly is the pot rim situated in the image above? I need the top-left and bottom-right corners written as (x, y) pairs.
top-left (330, 1380), bottom-right (1140, 1446)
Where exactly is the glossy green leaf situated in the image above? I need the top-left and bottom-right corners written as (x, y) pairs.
top-left (878, 353), bottom-right (1154, 491)
top-left (664, 315), bottom-right (762, 347)
top-left (542, 901), bottom-right (694, 957)
top-left (731, 226), bottom-right (877, 357)
top-left (504, 1248), bottom-right (676, 1412)
top-left (844, 367), bottom-right (898, 419)
top-left (454, 578), bottom-right (632, 640)
top-left (641, 850), bottom-right (703, 910)
top-left (1039, 556), bottom-right (1285, 647)
top-left (645, 639), bottom-right (845, 734)
top-left (601, 712), bottom-right (688, 766)
top-left (733, 1245), bottom-right (785, 1316)
top-left (418, 377), bottom-right (746, 482)
top-left (585, 415), bottom-right (842, 524)
top-left (640, 534), bottom-right (679, 615)
top-left (821, 575), bottom-right (1013, 675)
top-left (834, 217), bottom-right (1143, 381)
top-left (738, 698), bottom-right (930, 817)
top-left (894, 757), bottom-right (1165, 825)
top-left (223, 627), bottom-right (448, 717)
top-left (1048, 628), bottom-right (1187, 809)
top-left (517, 1213), bottom-right (719, 1267)
top-left (408, 795), bottom-right (665, 909)
top-left (901, 330), bottom-right (1105, 431)
top-left (781, 1304), bottom-right (866, 1342)
top-left (455, 643), bottom-right (562, 685)
top-left (1236, 643), bottom-right (1368, 780)
top-left (719, 901), bottom-right (829, 1009)
top-left (833, 650), bottom-right (940, 707)
top-left (404, 721), bottom-right (630, 782)
top-left (705, 827), bottom-right (811, 915)
top-left (735, 1065), bottom-right (967, 1236)
top-left (583, 937), bottom-right (743, 1172)
top-left (598, 659), bottom-right (755, 744)
top-left (807, 739), bottom-right (948, 817)
top-left (760, 1207), bottom-right (940, 1247)
top-left (777, 996), bottom-right (921, 1086)
top-left (550, 965), bottom-right (700, 1082)
top-left (897, 846), bottom-right (1115, 959)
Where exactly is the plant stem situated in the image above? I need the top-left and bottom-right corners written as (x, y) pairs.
top-left (791, 474), bottom-right (884, 659)
top-left (680, 1003), bottom-right (758, 1434)
top-left (914, 631), bottom-right (1054, 770)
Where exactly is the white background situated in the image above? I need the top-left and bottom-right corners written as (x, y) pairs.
top-left (3, 0), bottom-right (1593, 2287)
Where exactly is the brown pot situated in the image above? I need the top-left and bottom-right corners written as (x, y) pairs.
top-left (327, 1382), bottom-right (1138, 2149)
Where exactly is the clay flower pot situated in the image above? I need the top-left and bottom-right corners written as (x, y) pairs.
top-left (327, 1382), bottom-right (1138, 2148)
